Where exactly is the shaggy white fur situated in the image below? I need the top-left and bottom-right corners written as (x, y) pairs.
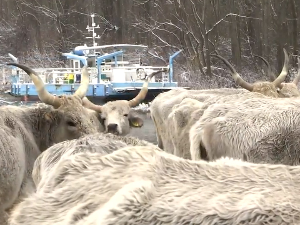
top-left (9, 146), bottom-right (300, 225)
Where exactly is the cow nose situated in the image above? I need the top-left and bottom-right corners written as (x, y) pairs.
top-left (107, 123), bottom-right (118, 132)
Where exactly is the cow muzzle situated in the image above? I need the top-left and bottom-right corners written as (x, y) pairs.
top-left (107, 123), bottom-right (119, 135)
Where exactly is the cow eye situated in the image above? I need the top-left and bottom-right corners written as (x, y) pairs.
top-left (66, 121), bottom-right (76, 127)
top-left (123, 114), bottom-right (128, 117)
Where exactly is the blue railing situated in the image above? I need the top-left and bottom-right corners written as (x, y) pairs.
top-left (96, 51), bottom-right (124, 83)
top-left (62, 53), bottom-right (88, 66)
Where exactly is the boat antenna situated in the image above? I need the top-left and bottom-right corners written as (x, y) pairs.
top-left (86, 13), bottom-right (101, 47)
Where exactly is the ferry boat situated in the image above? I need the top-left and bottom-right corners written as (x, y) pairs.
top-left (7, 14), bottom-right (187, 102)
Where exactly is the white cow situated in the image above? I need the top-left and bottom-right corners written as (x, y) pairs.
top-left (9, 146), bottom-right (300, 225)
top-left (189, 96), bottom-right (300, 164)
top-left (33, 132), bottom-right (157, 189)
top-left (0, 63), bottom-right (99, 224)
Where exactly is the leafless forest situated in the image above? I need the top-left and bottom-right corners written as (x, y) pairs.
top-left (0, 0), bottom-right (299, 89)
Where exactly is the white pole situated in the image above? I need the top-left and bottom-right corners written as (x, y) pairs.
top-left (86, 13), bottom-right (101, 49)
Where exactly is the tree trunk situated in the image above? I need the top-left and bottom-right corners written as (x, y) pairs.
top-left (229, 0), bottom-right (241, 70)
top-left (290, 0), bottom-right (298, 66)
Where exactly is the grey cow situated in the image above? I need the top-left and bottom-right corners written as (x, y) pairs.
top-left (152, 91), bottom-right (270, 159)
top-left (82, 69), bottom-right (167, 136)
top-left (256, 53), bottom-right (300, 98)
top-left (0, 63), bottom-right (99, 224)
top-left (32, 132), bottom-right (157, 190)
top-left (9, 146), bottom-right (300, 225)
top-left (150, 88), bottom-right (249, 150)
top-left (150, 49), bottom-right (290, 156)
top-left (210, 48), bottom-right (290, 98)
top-left (189, 96), bottom-right (300, 164)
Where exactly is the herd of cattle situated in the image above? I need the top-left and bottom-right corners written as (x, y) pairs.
top-left (2, 48), bottom-right (300, 224)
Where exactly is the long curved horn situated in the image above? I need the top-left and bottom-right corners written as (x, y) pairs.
top-left (210, 54), bottom-right (254, 91)
top-left (74, 66), bottom-right (89, 99)
top-left (6, 63), bottom-right (61, 108)
top-left (82, 97), bottom-right (102, 113)
top-left (272, 48), bottom-right (289, 88)
top-left (292, 57), bottom-right (300, 85)
top-left (254, 55), bottom-right (276, 81)
top-left (128, 68), bottom-right (167, 107)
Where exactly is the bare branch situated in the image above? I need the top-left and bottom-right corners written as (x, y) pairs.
top-left (206, 13), bottom-right (262, 34)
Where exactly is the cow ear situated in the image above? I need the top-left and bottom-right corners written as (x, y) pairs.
top-left (129, 116), bottom-right (144, 128)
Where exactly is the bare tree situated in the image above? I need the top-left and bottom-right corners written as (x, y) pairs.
top-left (0, 0), bottom-right (299, 88)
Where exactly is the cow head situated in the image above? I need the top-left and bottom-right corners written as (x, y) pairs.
top-left (255, 51), bottom-right (300, 98)
top-left (82, 69), bottom-right (167, 136)
top-left (211, 48), bottom-right (289, 98)
top-left (6, 63), bottom-right (100, 147)
top-left (276, 57), bottom-right (300, 98)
